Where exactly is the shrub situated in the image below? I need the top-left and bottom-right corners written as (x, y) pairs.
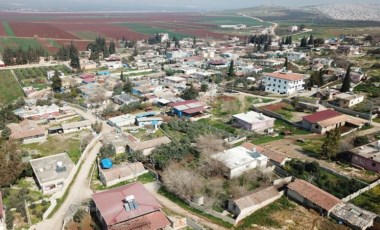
top-left (353, 136), bottom-right (370, 147)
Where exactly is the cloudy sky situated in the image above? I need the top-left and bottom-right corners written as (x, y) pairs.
top-left (0, 0), bottom-right (378, 11)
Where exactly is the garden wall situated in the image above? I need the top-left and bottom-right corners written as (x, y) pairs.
top-left (342, 179), bottom-right (380, 202)
top-left (322, 102), bottom-right (378, 120)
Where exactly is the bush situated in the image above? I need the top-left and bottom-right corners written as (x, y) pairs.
top-left (353, 136), bottom-right (370, 147)
top-left (73, 209), bottom-right (86, 223)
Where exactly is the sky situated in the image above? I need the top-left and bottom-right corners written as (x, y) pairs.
top-left (0, 0), bottom-right (378, 11)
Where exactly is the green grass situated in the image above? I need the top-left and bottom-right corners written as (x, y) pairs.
top-left (72, 31), bottom-right (100, 40)
top-left (373, 117), bottom-right (380, 123)
top-left (197, 118), bottom-right (236, 134)
top-left (131, 128), bottom-right (165, 141)
top-left (0, 70), bottom-right (24, 105)
top-left (2, 21), bottom-right (14, 36)
top-left (92, 172), bottom-right (156, 191)
top-left (198, 15), bottom-right (271, 27)
top-left (23, 133), bottom-right (85, 163)
top-left (351, 185), bottom-right (380, 215)
top-left (236, 197), bottom-right (295, 229)
top-left (158, 187), bottom-right (234, 229)
top-left (274, 120), bottom-right (309, 135)
top-left (117, 22), bottom-right (191, 39)
top-left (46, 39), bottom-right (60, 48)
top-left (251, 135), bottom-right (284, 145)
top-left (296, 138), bottom-right (323, 156)
top-left (0, 37), bottom-right (44, 51)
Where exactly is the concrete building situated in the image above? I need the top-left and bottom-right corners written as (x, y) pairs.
top-left (258, 59), bottom-right (284, 67)
top-left (331, 203), bottom-right (377, 230)
top-left (92, 182), bottom-right (171, 230)
top-left (30, 153), bottom-right (75, 194)
top-left (112, 92), bottom-right (139, 105)
top-left (288, 25), bottom-right (298, 32)
top-left (101, 132), bottom-right (137, 154)
top-left (242, 143), bottom-right (291, 166)
top-left (287, 179), bottom-right (342, 216)
top-left (127, 136), bottom-right (172, 156)
top-left (107, 114), bottom-right (136, 128)
top-left (99, 162), bottom-right (148, 187)
top-left (228, 186), bottom-right (282, 223)
top-left (136, 117), bottom-right (163, 128)
top-left (286, 52), bottom-right (306, 62)
top-left (170, 100), bottom-right (206, 118)
top-left (334, 93), bottom-right (364, 108)
top-left (62, 120), bottom-right (92, 133)
top-left (348, 141), bottom-right (380, 173)
top-left (264, 71), bottom-right (306, 95)
top-left (212, 145), bottom-right (269, 179)
top-left (13, 104), bottom-right (60, 120)
top-left (233, 111), bottom-right (275, 132)
top-left (7, 120), bottom-right (46, 144)
top-left (162, 76), bottom-right (187, 89)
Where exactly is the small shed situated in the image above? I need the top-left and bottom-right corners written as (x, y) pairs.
top-left (101, 158), bottom-right (113, 169)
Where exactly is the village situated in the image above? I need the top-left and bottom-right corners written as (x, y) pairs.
top-left (0, 29), bottom-right (380, 230)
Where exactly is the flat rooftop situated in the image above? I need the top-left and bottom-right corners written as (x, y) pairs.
top-left (108, 114), bottom-right (136, 124)
top-left (212, 146), bottom-right (268, 170)
top-left (30, 153), bottom-right (74, 185)
top-left (331, 203), bottom-right (377, 229)
top-left (233, 111), bottom-right (275, 124)
top-left (350, 141), bottom-right (380, 162)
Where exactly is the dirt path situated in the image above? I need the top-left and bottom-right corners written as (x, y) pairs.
top-left (144, 182), bottom-right (229, 230)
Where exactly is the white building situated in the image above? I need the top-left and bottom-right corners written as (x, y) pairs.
top-left (288, 25), bottom-right (298, 33)
top-left (107, 114), bottom-right (136, 128)
top-left (233, 111), bottom-right (275, 132)
top-left (158, 33), bottom-right (169, 42)
top-left (212, 145), bottom-right (269, 179)
top-left (334, 93), bottom-right (365, 108)
top-left (166, 50), bottom-right (188, 60)
top-left (162, 76), bottom-right (187, 88)
top-left (61, 120), bottom-right (92, 133)
top-left (286, 52), bottom-right (306, 62)
top-left (264, 71), bottom-right (306, 95)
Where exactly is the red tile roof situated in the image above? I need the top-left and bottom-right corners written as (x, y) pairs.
top-left (92, 182), bottom-right (170, 229)
top-left (265, 72), bottom-right (306, 81)
top-left (110, 211), bottom-right (170, 230)
top-left (302, 109), bottom-right (341, 123)
top-left (288, 179), bottom-right (342, 212)
top-left (169, 100), bottom-right (198, 107)
top-left (182, 107), bottom-right (205, 115)
top-left (242, 142), bottom-right (288, 165)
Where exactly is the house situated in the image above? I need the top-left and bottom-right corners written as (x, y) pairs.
top-left (92, 182), bottom-right (171, 230)
top-left (132, 85), bottom-right (163, 97)
top-left (350, 71), bottom-right (365, 83)
top-left (166, 49), bottom-right (188, 60)
top-left (287, 179), bottom-right (342, 216)
top-left (29, 153), bottom-right (75, 194)
top-left (313, 58), bottom-right (333, 67)
top-left (80, 73), bottom-right (96, 84)
top-left (258, 59), bottom-right (284, 67)
top-left (61, 120), bottom-right (92, 133)
top-left (162, 76), bottom-right (187, 89)
top-left (170, 100), bottom-right (206, 118)
top-left (331, 203), bottom-right (377, 230)
top-left (242, 143), bottom-right (291, 166)
top-left (107, 114), bottom-right (136, 128)
top-left (13, 104), bottom-right (60, 120)
top-left (233, 111), bottom-right (275, 132)
top-left (301, 109), bottom-right (363, 134)
top-left (126, 136), bottom-right (171, 156)
top-left (264, 71), bottom-right (306, 95)
top-left (7, 120), bottom-right (46, 144)
top-left (112, 92), bottom-right (140, 105)
top-left (286, 52), bottom-right (306, 62)
top-left (136, 117), bottom-right (163, 128)
top-left (348, 141), bottom-right (380, 173)
top-left (334, 93), bottom-right (364, 108)
top-left (99, 162), bottom-right (148, 187)
top-left (211, 145), bottom-right (270, 179)
top-left (228, 186), bottom-right (282, 223)
top-left (288, 25), bottom-right (298, 32)
top-left (101, 132), bottom-right (137, 154)
top-left (209, 60), bottom-right (228, 69)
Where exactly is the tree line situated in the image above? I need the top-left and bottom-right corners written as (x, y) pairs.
top-left (87, 37), bottom-right (116, 60)
top-left (2, 46), bottom-right (46, 66)
top-left (55, 41), bottom-right (80, 69)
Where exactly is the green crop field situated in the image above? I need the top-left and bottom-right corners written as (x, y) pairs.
top-left (118, 23), bottom-right (191, 39)
top-left (73, 31), bottom-right (100, 40)
top-left (0, 70), bottom-right (24, 105)
top-left (2, 21), bottom-right (14, 36)
top-left (0, 37), bottom-right (44, 51)
top-left (198, 15), bottom-right (272, 27)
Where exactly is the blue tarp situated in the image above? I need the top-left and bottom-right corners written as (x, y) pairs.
top-left (97, 70), bottom-right (111, 76)
top-left (101, 158), bottom-right (113, 169)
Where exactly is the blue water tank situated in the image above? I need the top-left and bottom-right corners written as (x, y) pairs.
top-left (101, 158), bottom-right (113, 169)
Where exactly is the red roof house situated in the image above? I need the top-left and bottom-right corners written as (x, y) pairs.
top-left (301, 109), bottom-right (349, 134)
top-left (169, 100), bottom-right (206, 117)
top-left (302, 109), bottom-right (341, 123)
top-left (92, 182), bottom-right (171, 230)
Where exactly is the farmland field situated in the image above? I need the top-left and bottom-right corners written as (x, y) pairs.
top-left (0, 11), bottom-right (270, 51)
top-left (0, 70), bottom-right (24, 105)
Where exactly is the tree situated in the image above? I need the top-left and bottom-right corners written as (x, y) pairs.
top-left (200, 83), bottom-right (208, 92)
top-left (181, 84), bottom-right (199, 100)
top-left (109, 40), bottom-right (116, 54)
top-left (228, 60), bottom-right (235, 77)
top-left (51, 70), bottom-right (62, 92)
top-left (120, 70), bottom-right (126, 82)
top-left (0, 140), bottom-right (25, 187)
top-left (353, 136), bottom-right (369, 147)
top-left (299, 24), bottom-right (305, 31)
top-left (1, 126), bottom-right (11, 140)
top-left (122, 76), bottom-right (133, 93)
top-left (321, 127), bottom-right (341, 159)
top-left (340, 65), bottom-right (352, 92)
top-left (193, 36), bottom-right (197, 48)
top-left (308, 34), bottom-right (314, 46)
top-left (284, 57), bottom-right (289, 70)
top-left (99, 144), bottom-right (116, 159)
top-left (300, 36), bottom-right (307, 47)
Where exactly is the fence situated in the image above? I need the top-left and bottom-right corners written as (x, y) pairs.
top-left (322, 101), bottom-right (377, 120)
top-left (186, 218), bottom-right (205, 230)
top-left (342, 179), bottom-right (380, 202)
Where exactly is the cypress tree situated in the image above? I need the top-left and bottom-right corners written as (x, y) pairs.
top-left (228, 60), bottom-right (235, 77)
top-left (340, 65), bottom-right (352, 92)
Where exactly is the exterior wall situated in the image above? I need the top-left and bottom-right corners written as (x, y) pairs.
top-left (338, 97), bottom-right (364, 108)
top-left (351, 154), bottom-right (380, 173)
top-left (41, 179), bottom-right (65, 194)
top-left (310, 122), bottom-right (345, 134)
top-left (301, 120), bottom-right (312, 131)
top-left (235, 119), bottom-right (274, 131)
top-left (229, 159), bottom-right (267, 178)
top-left (264, 76), bottom-right (305, 95)
top-left (137, 120), bottom-right (163, 127)
top-left (108, 119), bottom-right (135, 128)
top-left (63, 125), bottom-right (91, 134)
top-left (287, 189), bottom-right (327, 215)
top-left (99, 170), bottom-right (148, 187)
top-left (22, 134), bottom-right (47, 144)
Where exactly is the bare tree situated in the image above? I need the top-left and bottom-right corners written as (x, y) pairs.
top-left (89, 90), bottom-right (106, 104)
top-left (196, 134), bottom-right (225, 158)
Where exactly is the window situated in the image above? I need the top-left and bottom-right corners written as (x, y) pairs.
top-left (372, 162), bottom-right (376, 167)
top-left (279, 80), bottom-right (281, 83)
top-left (274, 79), bottom-right (277, 82)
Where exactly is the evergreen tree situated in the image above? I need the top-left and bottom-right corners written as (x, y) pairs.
top-left (1, 126), bottom-right (11, 140)
top-left (257, 43), bottom-right (261, 52)
top-left (264, 43), bottom-right (269, 52)
top-left (120, 70), bottom-right (126, 82)
top-left (200, 83), bottom-right (208, 92)
top-left (122, 76), bottom-right (133, 93)
top-left (284, 57), bottom-right (289, 70)
top-left (51, 70), bottom-right (62, 92)
top-left (279, 42), bottom-right (284, 51)
top-left (308, 34), bottom-right (314, 46)
top-left (193, 36), bottom-right (197, 47)
top-left (109, 40), bottom-right (116, 54)
top-left (340, 65), bottom-right (352, 92)
top-left (228, 60), bottom-right (235, 77)
top-left (300, 36), bottom-right (307, 47)
top-left (321, 127), bottom-right (341, 159)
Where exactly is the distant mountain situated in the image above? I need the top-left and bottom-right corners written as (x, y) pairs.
top-left (309, 4), bottom-right (380, 21)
